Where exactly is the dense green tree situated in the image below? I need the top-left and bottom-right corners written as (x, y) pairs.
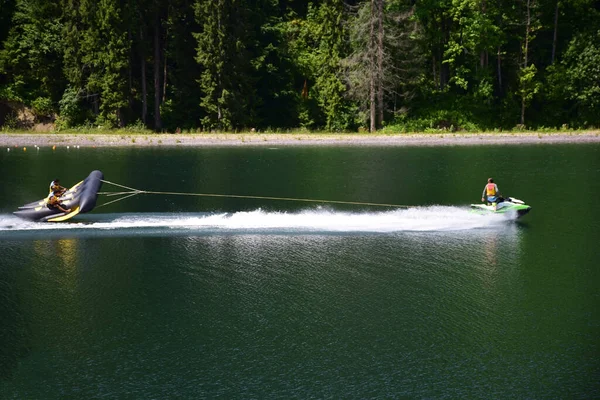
top-left (249, 4), bottom-right (299, 129)
top-left (546, 29), bottom-right (600, 126)
top-left (0, 0), bottom-right (16, 49)
top-left (441, 0), bottom-right (502, 96)
top-left (61, 0), bottom-right (129, 127)
top-left (159, 0), bottom-right (204, 130)
top-left (344, 0), bottom-right (423, 131)
top-left (0, 0), bottom-right (64, 117)
top-left (285, 0), bottom-right (354, 130)
top-left (96, 0), bottom-right (129, 126)
top-left (194, 0), bottom-right (257, 130)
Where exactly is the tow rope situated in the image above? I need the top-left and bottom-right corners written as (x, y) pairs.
top-left (97, 179), bottom-right (412, 209)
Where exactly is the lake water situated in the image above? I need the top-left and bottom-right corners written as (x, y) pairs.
top-left (0, 143), bottom-right (598, 398)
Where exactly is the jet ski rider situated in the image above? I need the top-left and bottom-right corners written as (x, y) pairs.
top-left (47, 190), bottom-right (71, 214)
top-left (481, 178), bottom-right (501, 210)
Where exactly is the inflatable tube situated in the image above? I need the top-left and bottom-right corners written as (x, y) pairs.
top-left (79, 170), bottom-right (103, 213)
top-left (14, 170), bottom-right (104, 222)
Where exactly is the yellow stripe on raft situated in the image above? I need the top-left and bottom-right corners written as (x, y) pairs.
top-left (69, 181), bottom-right (83, 192)
top-left (47, 206), bottom-right (81, 222)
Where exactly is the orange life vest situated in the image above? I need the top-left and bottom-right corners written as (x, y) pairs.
top-left (486, 183), bottom-right (496, 196)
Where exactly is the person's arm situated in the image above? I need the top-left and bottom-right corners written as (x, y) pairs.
top-left (52, 198), bottom-right (70, 213)
top-left (482, 186), bottom-right (486, 201)
top-left (57, 204), bottom-right (71, 213)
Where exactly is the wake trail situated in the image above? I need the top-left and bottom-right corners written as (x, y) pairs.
top-left (0, 206), bottom-right (511, 234)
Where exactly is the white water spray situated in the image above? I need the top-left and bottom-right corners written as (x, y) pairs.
top-left (0, 206), bottom-right (511, 234)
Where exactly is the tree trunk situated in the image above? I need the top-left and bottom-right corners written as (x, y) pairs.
top-left (440, 17), bottom-right (449, 89)
top-left (376, 0), bottom-right (384, 129)
top-left (154, 11), bottom-right (162, 131)
top-left (369, 0), bottom-right (376, 132)
top-left (480, 0), bottom-right (487, 68)
top-left (551, 0), bottom-right (559, 64)
top-left (439, 50), bottom-right (444, 89)
top-left (162, 23), bottom-right (168, 103)
top-left (521, 0), bottom-right (531, 126)
top-left (497, 46), bottom-right (502, 91)
top-left (432, 54), bottom-right (437, 89)
top-left (217, 5), bottom-right (222, 126)
top-left (162, 51), bottom-right (167, 104)
top-left (128, 29), bottom-right (133, 120)
top-left (520, 97), bottom-right (525, 126)
top-left (140, 26), bottom-right (147, 125)
top-left (117, 109), bottom-right (124, 128)
top-left (93, 97), bottom-right (99, 116)
top-left (495, 0), bottom-right (503, 93)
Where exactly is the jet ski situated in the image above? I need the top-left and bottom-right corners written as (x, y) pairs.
top-left (470, 197), bottom-right (531, 218)
top-left (14, 170), bottom-right (104, 222)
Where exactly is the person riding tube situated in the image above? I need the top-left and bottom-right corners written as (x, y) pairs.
top-left (49, 178), bottom-right (67, 197)
top-left (47, 190), bottom-right (71, 214)
top-left (481, 178), bottom-right (501, 210)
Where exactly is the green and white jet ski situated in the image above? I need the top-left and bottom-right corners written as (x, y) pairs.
top-left (470, 197), bottom-right (531, 218)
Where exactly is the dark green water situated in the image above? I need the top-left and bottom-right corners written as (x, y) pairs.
top-left (1, 144), bottom-right (598, 399)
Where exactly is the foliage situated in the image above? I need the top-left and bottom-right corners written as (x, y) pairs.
top-left (518, 64), bottom-right (541, 110)
top-left (57, 86), bottom-right (79, 126)
top-left (386, 109), bottom-right (481, 133)
top-left (0, 0), bottom-right (599, 131)
top-left (306, 1), bottom-right (353, 130)
top-left (559, 30), bottom-right (600, 122)
top-left (30, 96), bottom-right (54, 120)
top-left (61, 0), bottom-right (129, 128)
top-left (343, 0), bottom-right (425, 130)
top-left (194, 0), bottom-right (267, 130)
top-left (0, 0), bottom-right (64, 104)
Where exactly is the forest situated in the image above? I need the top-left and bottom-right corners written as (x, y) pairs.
top-left (0, 0), bottom-right (599, 132)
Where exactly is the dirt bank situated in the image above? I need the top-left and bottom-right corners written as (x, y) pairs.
top-left (1, 131), bottom-right (599, 148)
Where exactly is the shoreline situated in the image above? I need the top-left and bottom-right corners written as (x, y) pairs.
top-left (1, 131), bottom-right (600, 147)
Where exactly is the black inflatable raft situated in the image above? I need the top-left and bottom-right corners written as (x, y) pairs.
top-left (14, 170), bottom-right (104, 222)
